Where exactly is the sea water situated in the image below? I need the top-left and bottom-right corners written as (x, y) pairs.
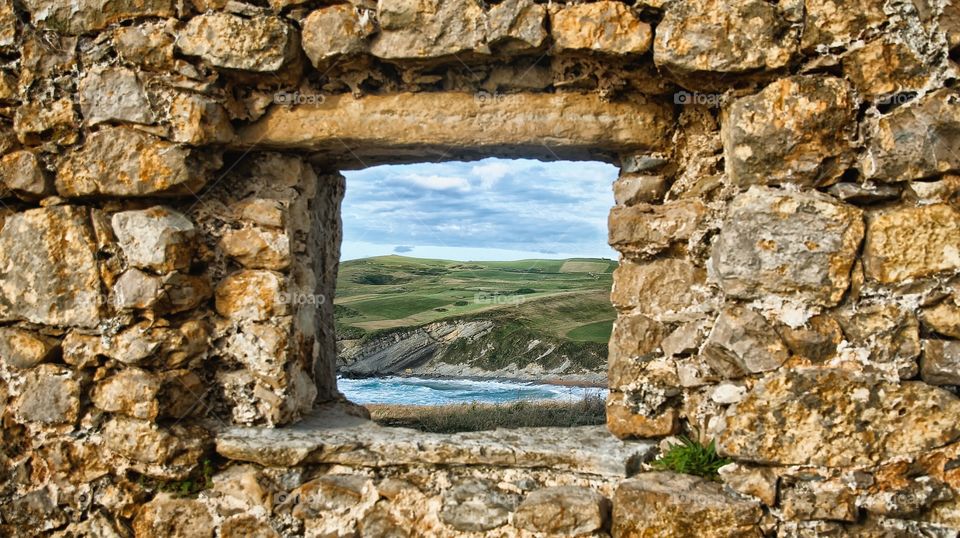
top-left (337, 376), bottom-right (607, 406)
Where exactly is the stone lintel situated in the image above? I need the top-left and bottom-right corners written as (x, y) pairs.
top-left (236, 92), bottom-right (674, 167)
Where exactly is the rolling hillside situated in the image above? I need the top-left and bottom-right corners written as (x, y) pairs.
top-left (335, 255), bottom-right (617, 380)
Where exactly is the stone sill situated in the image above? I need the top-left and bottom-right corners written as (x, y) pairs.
top-left (215, 403), bottom-right (657, 477)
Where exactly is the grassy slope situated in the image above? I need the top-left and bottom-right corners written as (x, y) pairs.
top-left (335, 255), bottom-right (617, 371)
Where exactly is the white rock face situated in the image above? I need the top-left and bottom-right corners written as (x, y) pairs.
top-left (111, 206), bottom-right (197, 274)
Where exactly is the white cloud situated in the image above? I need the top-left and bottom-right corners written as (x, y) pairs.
top-left (471, 161), bottom-right (514, 189)
top-left (404, 174), bottom-right (471, 191)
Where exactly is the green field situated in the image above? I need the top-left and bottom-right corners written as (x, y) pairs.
top-left (335, 255), bottom-right (617, 344)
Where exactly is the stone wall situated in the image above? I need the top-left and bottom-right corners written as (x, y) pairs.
top-left (0, 0), bottom-right (959, 536)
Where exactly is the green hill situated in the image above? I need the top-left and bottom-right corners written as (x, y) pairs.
top-left (335, 255), bottom-right (617, 344)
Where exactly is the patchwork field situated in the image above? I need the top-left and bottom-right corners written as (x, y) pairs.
top-left (335, 255), bottom-right (617, 343)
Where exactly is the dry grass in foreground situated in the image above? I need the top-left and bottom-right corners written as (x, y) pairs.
top-left (365, 396), bottom-right (606, 433)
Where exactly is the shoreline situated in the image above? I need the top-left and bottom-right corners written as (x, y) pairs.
top-left (336, 372), bottom-right (608, 389)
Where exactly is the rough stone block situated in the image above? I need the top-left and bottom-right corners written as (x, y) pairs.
top-left (57, 126), bottom-right (220, 197)
top-left (440, 480), bottom-right (518, 532)
top-left (21, 0), bottom-right (175, 35)
top-left (371, 0), bottom-right (486, 60)
top-left (606, 391), bottom-right (678, 439)
top-left (834, 303), bottom-right (921, 379)
top-left (177, 13), bottom-right (300, 72)
top-left (921, 340), bottom-right (960, 386)
top-left (611, 258), bottom-right (709, 322)
top-left (487, 0), bottom-right (547, 53)
top-left (717, 368), bottom-right (960, 467)
top-left (861, 89), bottom-right (960, 183)
top-left (0, 150), bottom-right (52, 200)
top-left (921, 300), bottom-right (960, 339)
top-left (78, 66), bottom-right (155, 126)
top-left (608, 199), bottom-right (706, 259)
top-left (801, 0), bottom-right (887, 52)
top-left (842, 37), bottom-right (931, 101)
top-left (514, 486), bottom-right (610, 537)
top-left (702, 304), bottom-right (790, 379)
top-left (613, 472), bottom-right (762, 537)
top-left (0, 327), bottom-right (60, 369)
top-left (863, 204), bottom-right (960, 284)
top-left (654, 0), bottom-right (798, 90)
top-left (551, 2), bottom-right (651, 55)
top-left (301, 5), bottom-right (375, 65)
top-left (132, 494), bottom-right (213, 538)
top-left (220, 227), bottom-right (290, 270)
top-left (91, 368), bottom-right (161, 420)
top-left (12, 364), bottom-right (80, 425)
top-left (215, 270), bottom-right (289, 321)
top-left (111, 206), bottom-right (197, 274)
top-left (0, 206), bottom-right (102, 328)
top-left (722, 76), bottom-right (857, 187)
top-left (102, 416), bottom-right (210, 480)
top-left (710, 187), bottom-right (864, 308)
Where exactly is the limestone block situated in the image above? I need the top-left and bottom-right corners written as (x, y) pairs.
top-left (863, 204), bottom-right (960, 284)
top-left (861, 90), bottom-right (960, 183)
top-left (722, 76), bottom-right (857, 187)
top-left (91, 368), bottom-right (161, 421)
top-left (608, 199), bottom-right (707, 259)
top-left (0, 150), bottom-right (52, 200)
top-left (801, 0), bottom-right (887, 52)
top-left (114, 22), bottom-right (176, 70)
top-left (921, 300), bottom-right (960, 339)
top-left (167, 92), bottom-right (235, 145)
top-left (514, 486), bottom-right (610, 537)
top-left (780, 478), bottom-right (859, 522)
top-left (612, 472), bottom-right (762, 537)
top-left (921, 340), bottom-right (960, 386)
top-left (842, 37), bottom-right (931, 101)
top-left (551, 2), bottom-right (651, 55)
top-left (78, 66), bottom-right (155, 126)
top-left (613, 174), bottom-right (668, 206)
top-left (371, 0), bottom-right (486, 60)
top-left (710, 187), bottom-right (864, 308)
top-left (111, 206), bottom-right (197, 274)
top-left (215, 270), bottom-right (289, 321)
top-left (236, 92), bottom-right (673, 163)
top-left (112, 269), bottom-right (211, 314)
top-left (654, 0), bottom-right (798, 90)
top-left (834, 303), bottom-right (921, 379)
top-left (132, 493), bottom-right (213, 538)
top-left (0, 0), bottom-right (15, 51)
top-left (301, 5), bottom-right (375, 65)
top-left (0, 327), bottom-right (60, 369)
top-left (777, 315), bottom-right (844, 362)
top-left (0, 206), bottom-right (102, 328)
top-left (606, 391), bottom-right (678, 439)
top-left (611, 258), bottom-right (709, 322)
top-left (718, 463), bottom-right (778, 506)
top-left (702, 305), bottom-right (790, 379)
top-left (57, 126), bottom-right (220, 197)
top-left (292, 474), bottom-right (376, 519)
top-left (14, 98), bottom-right (78, 145)
top-left (717, 368), bottom-right (960, 466)
top-left (440, 479), bottom-right (518, 532)
top-left (220, 227), bottom-right (290, 270)
top-left (12, 364), bottom-right (80, 425)
top-left (102, 416), bottom-right (210, 480)
top-left (20, 0), bottom-right (175, 35)
top-left (488, 0), bottom-right (547, 53)
top-left (177, 13), bottom-right (300, 73)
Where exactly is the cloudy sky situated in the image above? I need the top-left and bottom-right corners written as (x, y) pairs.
top-left (340, 158), bottom-right (619, 261)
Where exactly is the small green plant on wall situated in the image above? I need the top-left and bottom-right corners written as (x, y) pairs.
top-left (652, 436), bottom-right (731, 479)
